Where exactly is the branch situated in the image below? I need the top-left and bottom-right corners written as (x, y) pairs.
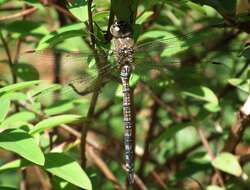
top-left (0, 32), bottom-right (16, 83)
top-left (137, 101), bottom-right (159, 177)
top-left (0, 7), bottom-right (37, 21)
top-left (223, 96), bottom-right (250, 152)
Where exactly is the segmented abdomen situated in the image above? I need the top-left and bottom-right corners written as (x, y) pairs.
top-left (120, 65), bottom-right (134, 184)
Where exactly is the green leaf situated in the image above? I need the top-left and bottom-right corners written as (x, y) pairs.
top-left (30, 115), bottom-right (83, 135)
top-left (153, 123), bottom-right (186, 145)
top-left (24, 0), bottom-right (45, 10)
top-left (182, 86), bottom-right (220, 112)
top-left (0, 80), bottom-right (41, 94)
top-left (44, 152), bottom-right (92, 190)
top-left (0, 111), bottom-right (36, 128)
top-left (44, 100), bottom-right (75, 116)
top-left (241, 47), bottom-right (250, 61)
top-left (212, 152), bottom-right (242, 176)
top-left (136, 11), bottom-right (154, 24)
top-left (189, 0), bottom-right (236, 15)
top-left (1, 92), bottom-right (27, 101)
top-left (27, 83), bottom-right (62, 98)
top-left (36, 23), bottom-right (86, 50)
top-left (68, 0), bottom-right (88, 22)
top-left (0, 187), bottom-right (19, 190)
top-left (93, 11), bottom-right (110, 21)
top-left (1, 20), bottom-right (48, 37)
top-left (0, 159), bottom-right (31, 173)
top-left (228, 78), bottom-right (249, 93)
top-left (0, 97), bottom-right (10, 122)
top-left (13, 64), bottom-right (39, 81)
top-left (206, 185), bottom-right (225, 190)
top-left (0, 129), bottom-right (45, 165)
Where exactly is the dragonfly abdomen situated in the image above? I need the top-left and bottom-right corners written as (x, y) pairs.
top-left (121, 65), bottom-right (135, 184)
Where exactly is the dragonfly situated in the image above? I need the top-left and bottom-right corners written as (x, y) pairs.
top-left (22, 21), bottom-right (239, 184)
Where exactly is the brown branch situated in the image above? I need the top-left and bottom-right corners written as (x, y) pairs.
top-left (139, 81), bottom-right (188, 122)
top-left (51, 3), bottom-right (78, 21)
top-left (88, 147), bottom-right (125, 190)
top-left (240, 154), bottom-right (250, 165)
top-left (181, 98), bottom-right (224, 186)
top-left (0, 32), bottom-right (16, 83)
top-left (138, 101), bottom-right (159, 177)
top-left (0, 7), bottom-right (23, 12)
top-left (223, 97), bottom-right (250, 152)
top-left (81, 90), bottom-right (99, 168)
top-left (0, 7), bottom-right (37, 21)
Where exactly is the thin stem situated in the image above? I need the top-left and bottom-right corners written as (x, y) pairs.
top-left (177, 90), bottom-right (224, 186)
top-left (81, 90), bottom-right (100, 168)
top-left (80, 0), bottom-right (100, 169)
top-left (0, 7), bottom-right (37, 21)
top-left (138, 101), bottom-right (159, 178)
top-left (0, 31), bottom-right (16, 83)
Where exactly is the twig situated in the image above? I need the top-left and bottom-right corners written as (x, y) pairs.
top-left (105, 8), bottom-right (114, 41)
top-left (80, 0), bottom-right (101, 169)
top-left (0, 31), bottom-right (16, 83)
top-left (178, 92), bottom-right (224, 186)
top-left (50, 3), bottom-right (78, 21)
top-left (240, 154), bottom-right (250, 165)
top-left (139, 81), bottom-right (188, 122)
top-left (0, 7), bottom-right (37, 21)
top-left (151, 170), bottom-right (168, 189)
top-left (81, 90), bottom-right (100, 168)
top-left (223, 96), bottom-right (250, 152)
top-left (88, 147), bottom-right (125, 190)
top-left (33, 167), bottom-right (51, 190)
top-left (138, 101), bottom-right (159, 177)
top-left (0, 7), bottom-right (23, 11)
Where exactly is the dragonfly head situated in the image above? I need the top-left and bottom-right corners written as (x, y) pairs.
top-left (110, 21), bottom-right (132, 38)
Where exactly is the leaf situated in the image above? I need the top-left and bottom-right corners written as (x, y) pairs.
top-left (68, 0), bottom-right (88, 22)
top-left (44, 152), bottom-right (92, 190)
top-left (0, 159), bottom-right (31, 173)
top-left (0, 80), bottom-right (41, 94)
top-left (36, 23), bottom-right (87, 50)
top-left (1, 20), bottom-right (48, 37)
top-left (241, 47), bottom-right (250, 61)
top-left (0, 97), bottom-right (10, 122)
top-left (30, 115), bottom-right (84, 135)
top-left (136, 11), bottom-right (154, 24)
top-left (153, 124), bottom-right (186, 145)
top-left (24, 0), bottom-right (45, 10)
top-left (93, 11), bottom-right (110, 21)
top-left (228, 78), bottom-right (249, 93)
top-left (13, 64), bottom-right (39, 81)
top-left (0, 111), bottom-right (36, 128)
top-left (182, 86), bottom-right (220, 112)
top-left (0, 187), bottom-right (19, 190)
top-left (27, 83), bottom-right (62, 98)
top-left (0, 129), bottom-right (45, 165)
top-left (206, 185), bottom-right (225, 190)
top-left (189, 0), bottom-right (236, 15)
top-left (44, 100), bottom-right (75, 116)
top-left (1, 92), bottom-right (27, 101)
top-left (212, 152), bottom-right (242, 176)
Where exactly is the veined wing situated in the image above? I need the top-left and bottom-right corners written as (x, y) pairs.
top-left (20, 48), bottom-right (119, 100)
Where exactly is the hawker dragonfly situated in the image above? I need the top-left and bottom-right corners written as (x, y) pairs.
top-left (22, 21), bottom-right (240, 184)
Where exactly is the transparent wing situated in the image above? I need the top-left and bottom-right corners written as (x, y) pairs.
top-left (20, 49), bottom-right (119, 101)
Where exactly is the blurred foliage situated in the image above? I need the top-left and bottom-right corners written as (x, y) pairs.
top-left (0, 0), bottom-right (250, 190)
